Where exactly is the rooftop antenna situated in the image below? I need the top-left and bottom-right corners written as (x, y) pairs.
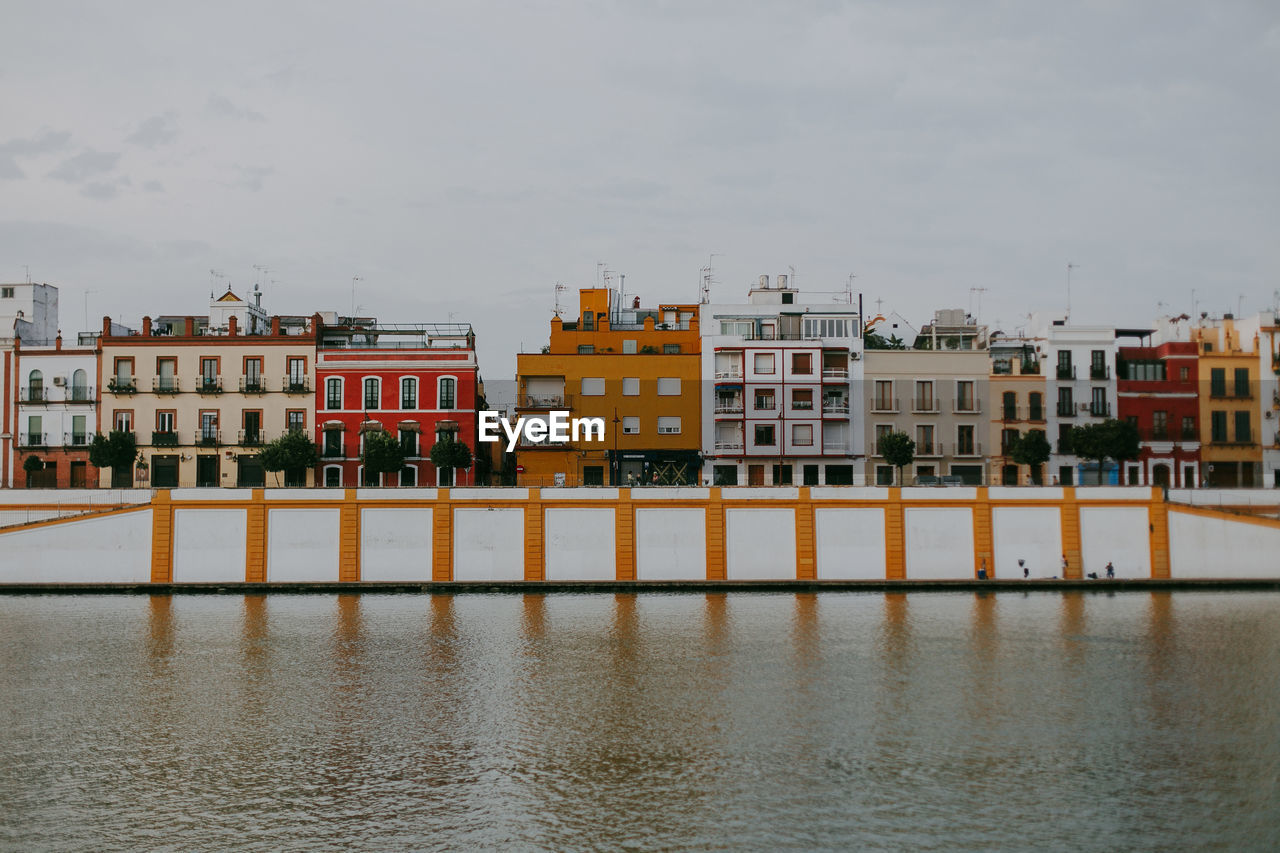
top-left (845, 274), bottom-right (856, 305)
top-left (209, 268), bottom-right (226, 299)
top-left (351, 275), bottom-right (362, 318)
top-left (22, 265), bottom-right (30, 284)
top-left (83, 289), bottom-right (97, 335)
top-left (553, 282), bottom-right (567, 317)
top-left (969, 287), bottom-right (988, 322)
top-left (788, 265), bottom-right (796, 291)
top-left (1237, 294), bottom-right (1244, 316)
top-left (1066, 262), bottom-right (1078, 321)
top-left (253, 264), bottom-right (270, 288)
top-left (700, 253), bottom-right (720, 304)
top-left (596, 261), bottom-right (606, 288)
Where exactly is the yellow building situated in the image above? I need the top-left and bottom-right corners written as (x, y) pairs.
top-left (98, 290), bottom-right (317, 488)
top-left (987, 336), bottom-right (1048, 485)
top-left (1193, 314), bottom-right (1262, 487)
top-left (514, 288), bottom-right (701, 486)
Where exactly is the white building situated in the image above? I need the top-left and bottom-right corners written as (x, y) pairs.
top-left (700, 274), bottom-right (865, 486)
top-left (1258, 309), bottom-right (1280, 488)
top-left (1, 282), bottom-right (59, 346)
top-left (11, 342), bottom-right (99, 487)
top-left (1035, 316), bottom-right (1119, 485)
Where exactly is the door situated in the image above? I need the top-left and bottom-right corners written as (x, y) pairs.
top-left (196, 455), bottom-right (220, 487)
top-left (747, 464), bottom-right (765, 486)
top-left (69, 461), bottom-right (87, 488)
top-left (237, 456), bottom-right (265, 487)
top-left (1152, 464), bottom-right (1171, 488)
top-left (151, 455), bottom-right (179, 488)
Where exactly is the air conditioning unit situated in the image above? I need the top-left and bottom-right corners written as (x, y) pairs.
top-left (52, 376), bottom-right (65, 386)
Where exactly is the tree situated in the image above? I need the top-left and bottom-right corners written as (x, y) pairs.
top-left (1070, 419), bottom-right (1140, 483)
top-left (259, 430), bottom-right (320, 487)
top-left (360, 429), bottom-right (405, 486)
top-left (23, 454), bottom-right (43, 487)
top-left (89, 430), bottom-right (138, 487)
top-left (864, 329), bottom-right (907, 350)
top-left (878, 431), bottom-right (915, 485)
top-left (430, 437), bottom-right (473, 486)
top-left (1009, 430), bottom-right (1051, 485)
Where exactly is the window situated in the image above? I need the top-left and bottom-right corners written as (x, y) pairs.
top-left (577, 345), bottom-right (594, 354)
top-left (1090, 350), bottom-right (1107, 378)
top-left (957, 424), bottom-right (975, 455)
top-left (287, 410), bottom-right (305, 434)
top-left (1211, 411), bottom-right (1227, 442)
top-left (325, 467), bottom-right (342, 488)
top-left (754, 353), bottom-right (775, 374)
top-left (714, 465), bottom-right (738, 486)
top-left (1210, 368), bottom-right (1226, 397)
top-left (656, 377), bottom-right (680, 396)
top-left (622, 416), bottom-right (640, 434)
top-left (720, 320), bottom-right (755, 337)
top-left (874, 380), bottom-right (894, 411)
top-left (1152, 411), bottom-right (1168, 440)
top-left (400, 466), bottom-right (417, 487)
top-left (1234, 368), bottom-right (1250, 397)
top-left (1235, 411), bottom-right (1251, 443)
top-left (0, 287), bottom-right (12, 298)
top-left (621, 377), bottom-right (640, 396)
top-left (754, 424), bottom-right (776, 446)
top-left (581, 312), bottom-right (594, 331)
top-left (1028, 392), bottom-right (1043, 421)
top-left (1002, 428), bottom-right (1019, 453)
top-left (825, 464), bottom-right (854, 485)
top-left (200, 411), bottom-right (218, 444)
top-left (71, 369), bottom-right (89, 400)
top-left (26, 369), bottom-right (43, 401)
top-left (875, 465), bottom-right (895, 486)
top-left (401, 378), bottom-right (417, 409)
top-left (241, 411), bottom-right (262, 445)
top-left (244, 358), bottom-right (263, 391)
top-left (1057, 386), bottom-right (1073, 416)
top-left (201, 357), bottom-right (218, 386)
top-left (287, 358), bottom-right (306, 390)
top-left (156, 357), bottom-right (177, 392)
top-left (792, 389), bottom-right (813, 410)
top-left (400, 429), bottom-right (419, 457)
top-left (326, 378), bottom-right (343, 410)
top-left (1182, 416), bottom-right (1196, 440)
top-left (439, 377), bottom-right (456, 409)
top-left (915, 425), bottom-right (935, 456)
top-left (914, 381), bottom-right (935, 412)
top-left (657, 416), bottom-right (681, 434)
top-left (582, 466), bottom-right (604, 486)
top-left (663, 344), bottom-right (680, 354)
top-left (1002, 391), bottom-right (1017, 420)
top-left (754, 389), bottom-right (775, 410)
top-left (1090, 387), bottom-right (1107, 416)
top-left (70, 415), bottom-right (87, 446)
top-left (1057, 424), bottom-right (1072, 454)
top-left (772, 465), bottom-right (793, 485)
top-left (157, 411), bottom-right (175, 433)
top-left (802, 318), bottom-right (851, 339)
top-left (1180, 367), bottom-right (1189, 382)
top-left (622, 339), bottom-right (637, 354)
top-left (581, 377), bottom-right (605, 396)
top-left (114, 411), bottom-right (133, 432)
top-left (956, 381), bottom-right (975, 412)
top-left (364, 378), bottom-right (380, 409)
top-left (114, 358), bottom-right (133, 383)
top-left (792, 353), bottom-right (812, 375)
top-left (1057, 350), bottom-right (1072, 378)
top-left (793, 424), bottom-right (813, 446)
top-left (324, 429), bottom-right (344, 457)
top-left (874, 424), bottom-right (892, 454)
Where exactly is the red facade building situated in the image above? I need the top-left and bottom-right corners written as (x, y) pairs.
top-left (1117, 340), bottom-right (1200, 487)
top-left (314, 320), bottom-right (479, 487)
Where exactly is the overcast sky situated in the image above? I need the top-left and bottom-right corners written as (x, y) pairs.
top-left (3, 0), bottom-right (1278, 381)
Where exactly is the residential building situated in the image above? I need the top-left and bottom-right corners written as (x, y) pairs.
top-left (986, 333), bottom-right (1047, 485)
top-left (1116, 319), bottom-right (1200, 487)
top-left (701, 274), bottom-right (863, 486)
top-left (315, 317), bottom-right (478, 487)
top-left (1261, 310), bottom-right (1280, 488)
top-left (915, 308), bottom-right (989, 351)
top-left (98, 289), bottom-right (318, 488)
top-left (514, 287), bottom-right (701, 486)
top-left (11, 335), bottom-right (100, 488)
top-left (1193, 313), bottom-right (1262, 487)
top-left (2, 282), bottom-right (59, 487)
top-left (1038, 318), bottom-right (1119, 485)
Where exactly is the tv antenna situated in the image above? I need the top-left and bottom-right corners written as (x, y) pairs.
top-left (209, 268), bottom-right (226, 298)
top-left (351, 275), bottom-right (362, 318)
top-left (1066, 262), bottom-right (1078, 321)
top-left (553, 282), bottom-right (567, 317)
top-left (700, 253), bottom-right (721, 304)
top-left (969, 287), bottom-right (988, 321)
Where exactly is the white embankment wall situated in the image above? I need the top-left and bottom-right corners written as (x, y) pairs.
top-left (2, 487), bottom-right (1280, 584)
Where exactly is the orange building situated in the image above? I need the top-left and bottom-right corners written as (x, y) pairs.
top-left (514, 288), bottom-right (701, 486)
top-left (1193, 314), bottom-right (1262, 487)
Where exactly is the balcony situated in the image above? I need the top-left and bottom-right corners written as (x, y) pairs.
top-left (1021, 361), bottom-right (1041, 375)
top-left (822, 441), bottom-right (849, 453)
top-left (1056, 365), bottom-right (1076, 380)
top-left (791, 401), bottom-right (815, 412)
top-left (64, 432), bottom-right (90, 447)
top-left (1090, 365), bottom-right (1111, 380)
top-left (518, 394), bottom-right (566, 409)
top-left (107, 378), bottom-right (136, 394)
top-left (151, 431), bottom-right (179, 447)
top-left (196, 376), bottom-right (223, 395)
top-left (822, 367), bottom-right (849, 381)
top-left (1028, 406), bottom-right (1045, 422)
top-left (871, 397), bottom-right (900, 413)
top-left (322, 442), bottom-right (346, 458)
top-left (153, 377), bottom-right (181, 394)
top-left (1056, 403), bottom-right (1076, 418)
top-left (282, 376), bottom-right (311, 394)
top-left (715, 399), bottom-right (744, 415)
top-left (18, 432), bottom-right (47, 448)
top-left (822, 399), bottom-right (850, 414)
top-left (1001, 406), bottom-right (1021, 422)
top-left (194, 429), bottom-right (221, 447)
top-left (912, 398), bottom-right (940, 414)
top-left (19, 387), bottom-right (45, 402)
top-left (714, 440), bottom-right (745, 452)
top-left (953, 441), bottom-right (983, 457)
top-left (1089, 402), bottom-right (1111, 417)
top-left (238, 430), bottom-right (264, 447)
top-left (915, 442), bottom-right (940, 458)
top-left (952, 400), bottom-right (981, 415)
top-left (714, 369), bottom-right (743, 381)
top-left (240, 377), bottom-right (267, 394)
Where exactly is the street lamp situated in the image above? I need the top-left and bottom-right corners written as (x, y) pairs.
top-left (612, 408), bottom-right (620, 486)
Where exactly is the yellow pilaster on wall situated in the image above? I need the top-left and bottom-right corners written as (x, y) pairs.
top-left (339, 490), bottom-right (360, 582)
top-left (1060, 488), bottom-right (1082, 579)
top-left (884, 488), bottom-right (905, 580)
top-left (1149, 489), bottom-right (1171, 579)
top-left (972, 487), bottom-right (993, 578)
top-left (432, 488), bottom-right (452, 581)
top-left (524, 488), bottom-right (544, 581)
top-left (150, 489), bottom-right (173, 583)
top-left (615, 488), bottom-right (635, 581)
top-left (705, 487), bottom-right (725, 580)
top-left (795, 488), bottom-right (816, 580)
top-left (245, 489), bottom-right (266, 583)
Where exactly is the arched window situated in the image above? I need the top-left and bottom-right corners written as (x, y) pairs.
top-left (364, 378), bottom-right (380, 409)
top-left (71, 369), bottom-right (88, 401)
top-left (438, 377), bottom-right (456, 410)
top-left (324, 466), bottom-right (342, 488)
top-left (401, 377), bottom-right (417, 409)
top-left (326, 378), bottom-right (343, 410)
top-left (27, 369), bottom-right (43, 401)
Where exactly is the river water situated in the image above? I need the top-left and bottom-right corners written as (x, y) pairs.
top-left (1, 591), bottom-right (1277, 851)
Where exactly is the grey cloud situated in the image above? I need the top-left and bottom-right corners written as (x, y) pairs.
top-left (0, 130), bottom-right (72, 179)
top-left (143, 180), bottom-right (164, 192)
top-left (126, 112), bottom-right (179, 148)
top-left (229, 165), bottom-right (273, 191)
top-left (207, 93), bottom-right (265, 122)
top-left (80, 181), bottom-right (121, 200)
top-left (47, 150), bottom-right (121, 183)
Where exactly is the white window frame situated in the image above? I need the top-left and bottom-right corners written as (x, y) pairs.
top-left (754, 353), bottom-right (775, 375)
top-left (657, 416), bottom-right (681, 434)
top-left (656, 377), bottom-right (680, 396)
top-left (581, 377), bottom-right (605, 396)
top-left (622, 416), bottom-right (640, 434)
top-left (622, 377), bottom-right (640, 396)
top-left (362, 376), bottom-right (381, 410)
top-left (437, 375), bottom-right (458, 410)
top-left (400, 376), bottom-right (418, 410)
top-left (792, 423), bottom-right (814, 446)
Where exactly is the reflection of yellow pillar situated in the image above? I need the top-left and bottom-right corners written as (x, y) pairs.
top-left (706, 487), bottom-right (725, 581)
top-left (795, 488), bottom-right (816, 580)
top-left (339, 490), bottom-right (360, 582)
top-left (524, 488), bottom-right (544, 581)
top-left (1149, 488), bottom-right (1170, 579)
top-left (150, 489), bottom-right (173, 583)
top-left (972, 487), bottom-right (993, 579)
top-left (245, 489), bottom-right (266, 582)
top-left (885, 488), bottom-right (905, 580)
top-left (615, 488), bottom-right (635, 581)
top-left (432, 488), bottom-right (452, 581)
top-left (1060, 488), bottom-right (1082, 579)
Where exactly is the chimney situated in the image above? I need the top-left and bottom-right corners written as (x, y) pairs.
top-left (184, 317), bottom-right (194, 337)
top-left (55, 332), bottom-right (62, 351)
top-left (142, 316), bottom-right (152, 336)
top-left (228, 315), bottom-right (238, 336)
top-left (102, 316), bottom-right (112, 336)
top-left (270, 316), bottom-right (281, 336)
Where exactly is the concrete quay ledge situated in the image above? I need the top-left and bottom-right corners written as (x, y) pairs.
top-left (2, 579), bottom-right (1278, 595)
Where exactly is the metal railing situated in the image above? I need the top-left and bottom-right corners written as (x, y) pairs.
top-left (238, 430), bottom-right (264, 447)
top-left (282, 376), bottom-right (311, 394)
top-left (518, 395), bottom-right (566, 408)
top-left (912, 398), bottom-right (939, 413)
top-left (871, 397), bottom-right (899, 413)
top-left (791, 401), bottom-right (815, 411)
top-left (1090, 365), bottom-right (1111, 380)
top-left (240, 377), bottom-right (267, 393)
top-left (915, 442), bottom-right (940, 457)
top-left (1056, 403), bottom-right (1076, 418)
top-left (107, 378), bottom-right (136, 393)
top-left (196, 376), bottom-right (223, 394)
top-left (822, 367), bottom-right (849, 379)
top-left (19, 387), bottom-right (45, 402)
top-left (153, 377), bottom-right (180, 393)
top-left (953, 441), bottom-right (983, 457)
top-left (64, 432), bottom-right (90, 446)
top-left (714, 369), bottom-right (743, 380)
top-left (1057, 365), bottom-right (1076, 379)
top-left (1089, 402), bottom-right (1111, 417)
top-left (322, 442), bottom-right (346, 458)
top-left (18, 433), bottom-right (47, 447)
top-left (952, 400), bottom-right (981, 414)
top-left (151, 431), bottom-right (179, 447)
top-left (194, 429), bottom-right (221, 447)
top-left (714, 440), bottom-right (744, 452)
top-left (822, 400), bottom-right (850, 414)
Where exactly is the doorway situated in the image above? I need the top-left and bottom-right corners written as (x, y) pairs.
top-left (1152, 464), bottom-right (1171, 488)
top-left (151, 456), bottom-right (179, 488)
top-left (747, 464), bottom-right (765, 486)
top-left (196, 455), bottom-right (220, 487)
top-left (70, 461), bottom-right (87, 488)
